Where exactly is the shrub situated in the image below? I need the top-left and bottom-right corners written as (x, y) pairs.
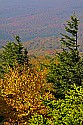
top-left (0, 66), bottom-right (54, 123)
top-left (29, 85), bottom-right (83, 125)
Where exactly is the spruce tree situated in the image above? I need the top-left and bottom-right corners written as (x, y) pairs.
top-left (60, 14), bottom-right (83, 86)
top-left (47, 14), bottom-right (83, 99)
top-left (60, 13), bottom-right (80, 62)
top-left (0, 35), bottom-right (29, 77)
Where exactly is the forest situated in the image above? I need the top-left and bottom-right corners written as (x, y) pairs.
top-left (0, 14), bottom-right (83, 125)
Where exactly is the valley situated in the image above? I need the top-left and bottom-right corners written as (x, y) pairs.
top-left (0, 0), bottom-right (83, 52)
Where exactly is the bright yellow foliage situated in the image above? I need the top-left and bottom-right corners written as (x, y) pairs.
top-left (0, 66), bottom-right (54, 123)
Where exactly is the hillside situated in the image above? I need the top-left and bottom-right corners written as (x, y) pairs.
top-left (23, 36), bottom-right (83, 55)
top-left (23, 37), bottom-right (60, 55)
top-left (0, 0), bottom-right (83, 50)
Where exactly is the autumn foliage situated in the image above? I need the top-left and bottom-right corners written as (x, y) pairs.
top-left (0, 65), bottom-right (54, 124)
top-left (0, 14), bottom-right (83, 125)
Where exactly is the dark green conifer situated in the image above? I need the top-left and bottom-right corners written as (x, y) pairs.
top-left (47, 14), bottom-right (83, 99)
top-left (60, 13), bottom-right (80, 62)
top-left (0, 35), bottom-right (29, 77)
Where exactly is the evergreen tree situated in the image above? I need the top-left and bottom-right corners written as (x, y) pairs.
top-left (60, 13), bottom-right (80, 62)
top-left (47, 14), bottom-right (83, 99)
top-left (60, 14), bottom-right (83, 86)
top-left (0, 35), bottom-right (29, 77)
